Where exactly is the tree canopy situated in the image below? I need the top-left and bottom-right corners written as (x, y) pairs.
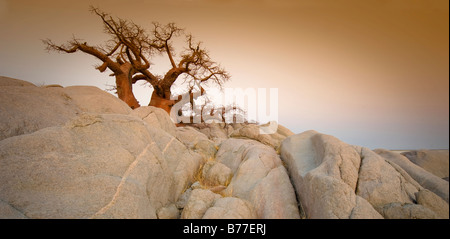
top-left (44, 6), bottom-right (230, 114)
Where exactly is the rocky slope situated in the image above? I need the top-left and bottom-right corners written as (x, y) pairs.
top-left (0, 76), bottom-right (448, 219)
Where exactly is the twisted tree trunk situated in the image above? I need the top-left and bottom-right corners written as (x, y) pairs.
top-left (44, 8), bottom-right (230, 114)
top-left (148, 89), bottom-right (176, 114)
top-left (116, 63), bottom-right (140, 109)
top-left (148, 69), bottom-right (182, 114)
top-left (116, 74), bottom-right (140, 109)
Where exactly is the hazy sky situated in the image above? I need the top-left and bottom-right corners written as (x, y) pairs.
top-left (0, 0), bottom-right (448, 149)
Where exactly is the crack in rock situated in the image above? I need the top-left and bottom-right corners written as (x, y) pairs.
top-left (89, 143), bottom-right (153, 218)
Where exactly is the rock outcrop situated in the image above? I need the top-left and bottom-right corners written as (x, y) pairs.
top-left (229, 123), bottom-right (294, 150)
top-left (280, 130), bottom-right (382, 219)
top-left (190, 122), bottom-right (230, 144)
top-left (180, 189), bottom-right (222, 219)
top-left (216, 139), bottom-right (301, 219)
top-left (63, 86), bottom-right (132, 115)
top-left (201, 161), bottom-right (233, 187)
top-left (130, 106), bottom-right (177, 137)
top-left (203, 197), bottom-right (257, 219)
top-left (401, 150), bottom-right (449, 179)
top-left (1, 77), bottom-right (448, 219)
top-left (374, 149), bottom-right (449, 203)
top-left (175, 126), bottom-right (218, 161)
top-left (280, 130), bottom-right (449, 219)
top-left (0, 77), bottom-right (203, 218)
top-left (0, 77), bottom-right (131, 141)
top-left (174, 137), bottom-right (301, 219)
top-left (0, 113), bottom-right (202, 218)
top-left (189, 122), bottom-right (295, 150)
top-left (355, 147), bottom-right (420, 209)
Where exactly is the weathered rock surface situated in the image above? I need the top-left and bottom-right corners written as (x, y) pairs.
top-left (0, 77), bottom-right (131, 141)
top-left (0, 76), bottom-right (36, 87)
top-left (280, 130), bottom-right (382, 219)
top-left (130, 106), bottom-right (177, 137)
top-left (156, 204), bottom-right (180, 219)
top-left (146, 127), bottom-right (204, 207)
top-left (281, 130), bottom-right (449, 219)
top-left (230, 123), bottom-right (294, 150)
top-left (176, 188), bottom-right (193, 210)
top-left (180, 189), bottom-right (221, 219)
top-left (201, 161), bottom-right (233, 187)
top-left (175, 126), bottom-right (217, 161)
top-left (214, 139), bottom-right (261, 173)
top-left (415, 189), bottom-right (449, 219)
top-left (0, 82), bottom-right (79, 141)
top-left (62, 86), bottom-right (131, 115)
top-left (275, 124), bottom-right (296, 138)
top-left (175, 126), bottom-right (210, 149)
top-left (355, 147), bottom-right (419, 208)
top-left (191, 122), bottom-right (230, 144)
top-left (2, 77), bottom-right (448, 219)
top-left (379, 202), bottom-right (438, 219)
top-left (0, 113), bottom-right (201, 218)
top-left (203, 197), bottom-right (257, 219)
top-left (401, 150), bottom-right (449, 179)
top-left (194, 140), bottom-right (218, 160)
top-left (189, 122), bottom-right (294, 150)
top-left (354, 147), bottom-right (449, 218)
top-left (0, 200), bottom-right (27, 219)
top-left (374, 149), bottom-right (449, 203)
top-left (216, 139), bottom-right (300, 219)
top-left (248, 166), bottom-right (301, 219)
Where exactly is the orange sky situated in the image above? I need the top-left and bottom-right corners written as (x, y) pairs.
top-left (0, 0), bottom-right (448, 149)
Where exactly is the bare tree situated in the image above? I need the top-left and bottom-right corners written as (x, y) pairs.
top-left (44, 6), bottom-right (230, 113)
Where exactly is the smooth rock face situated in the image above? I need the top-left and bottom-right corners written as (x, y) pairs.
top-left (191, 122), bottom-right (230, 144)
top-left (203, 197), bottom-right (257, 219)
top-left (356, 147), bottom-right (419, 208)
top-left (353, 147), bottom-right (446, 218)
top-left (130, 106), bottom-right (177, 137)
top-left (189, 122), bottom-right (294, 150)
top-left (0, 78), bottom-right (131, 141)
top-left (180, 189), bottom-right (221, 219)
top-left (176, 188), bottom-right (193, 210)
top-left (145, 126), bottom-right (203, 206)
top-left (275, 124), bottom-right (295, 138)
top-left (0, 76), bottom-right (36, 87)
top-left (0, 114), bottom-right (155, 218)
top-left (415, 189), bottom-right (449, 219)
top-left (0, 200), bottom-right (27, 219)
top-left (63, 86), bottom-right (132, 115)
top-left (0, 83), bottom-right (80, 141)
top-left (194, 140), bottom-right (217, 160)
top-left (248, 166), bottom-right (301, 219)
top-left (230, 124), bottom-right (260, 139)
top-left (379, 203), bottom-right (438, 219)
top-left (217, 139), bottom-right (300, 219)
top-left (214, 139), bottom-right (261, 173)
top-left (230, 123), bottom-right (293, 150)
top-left (281, 130), bottom-right (450, 219)
top-left (2, 77), bottom-right (448, 219)
top-left (280, 130), bottom-right (382, 219)
top-left (0, 113), bottom-right (201, 219)
top-left (175, 126), bottom-right (210, 149)
top-left (401, 150), bottom-right (449, 179)
top-left (157, 204), bottom-right (180, 219)
top-left (175, 126), bottom-right (217, 162)
top-left (374, 149), bottom-right (449, 203)
top-left (202, 161), bottom-right (232, 187)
